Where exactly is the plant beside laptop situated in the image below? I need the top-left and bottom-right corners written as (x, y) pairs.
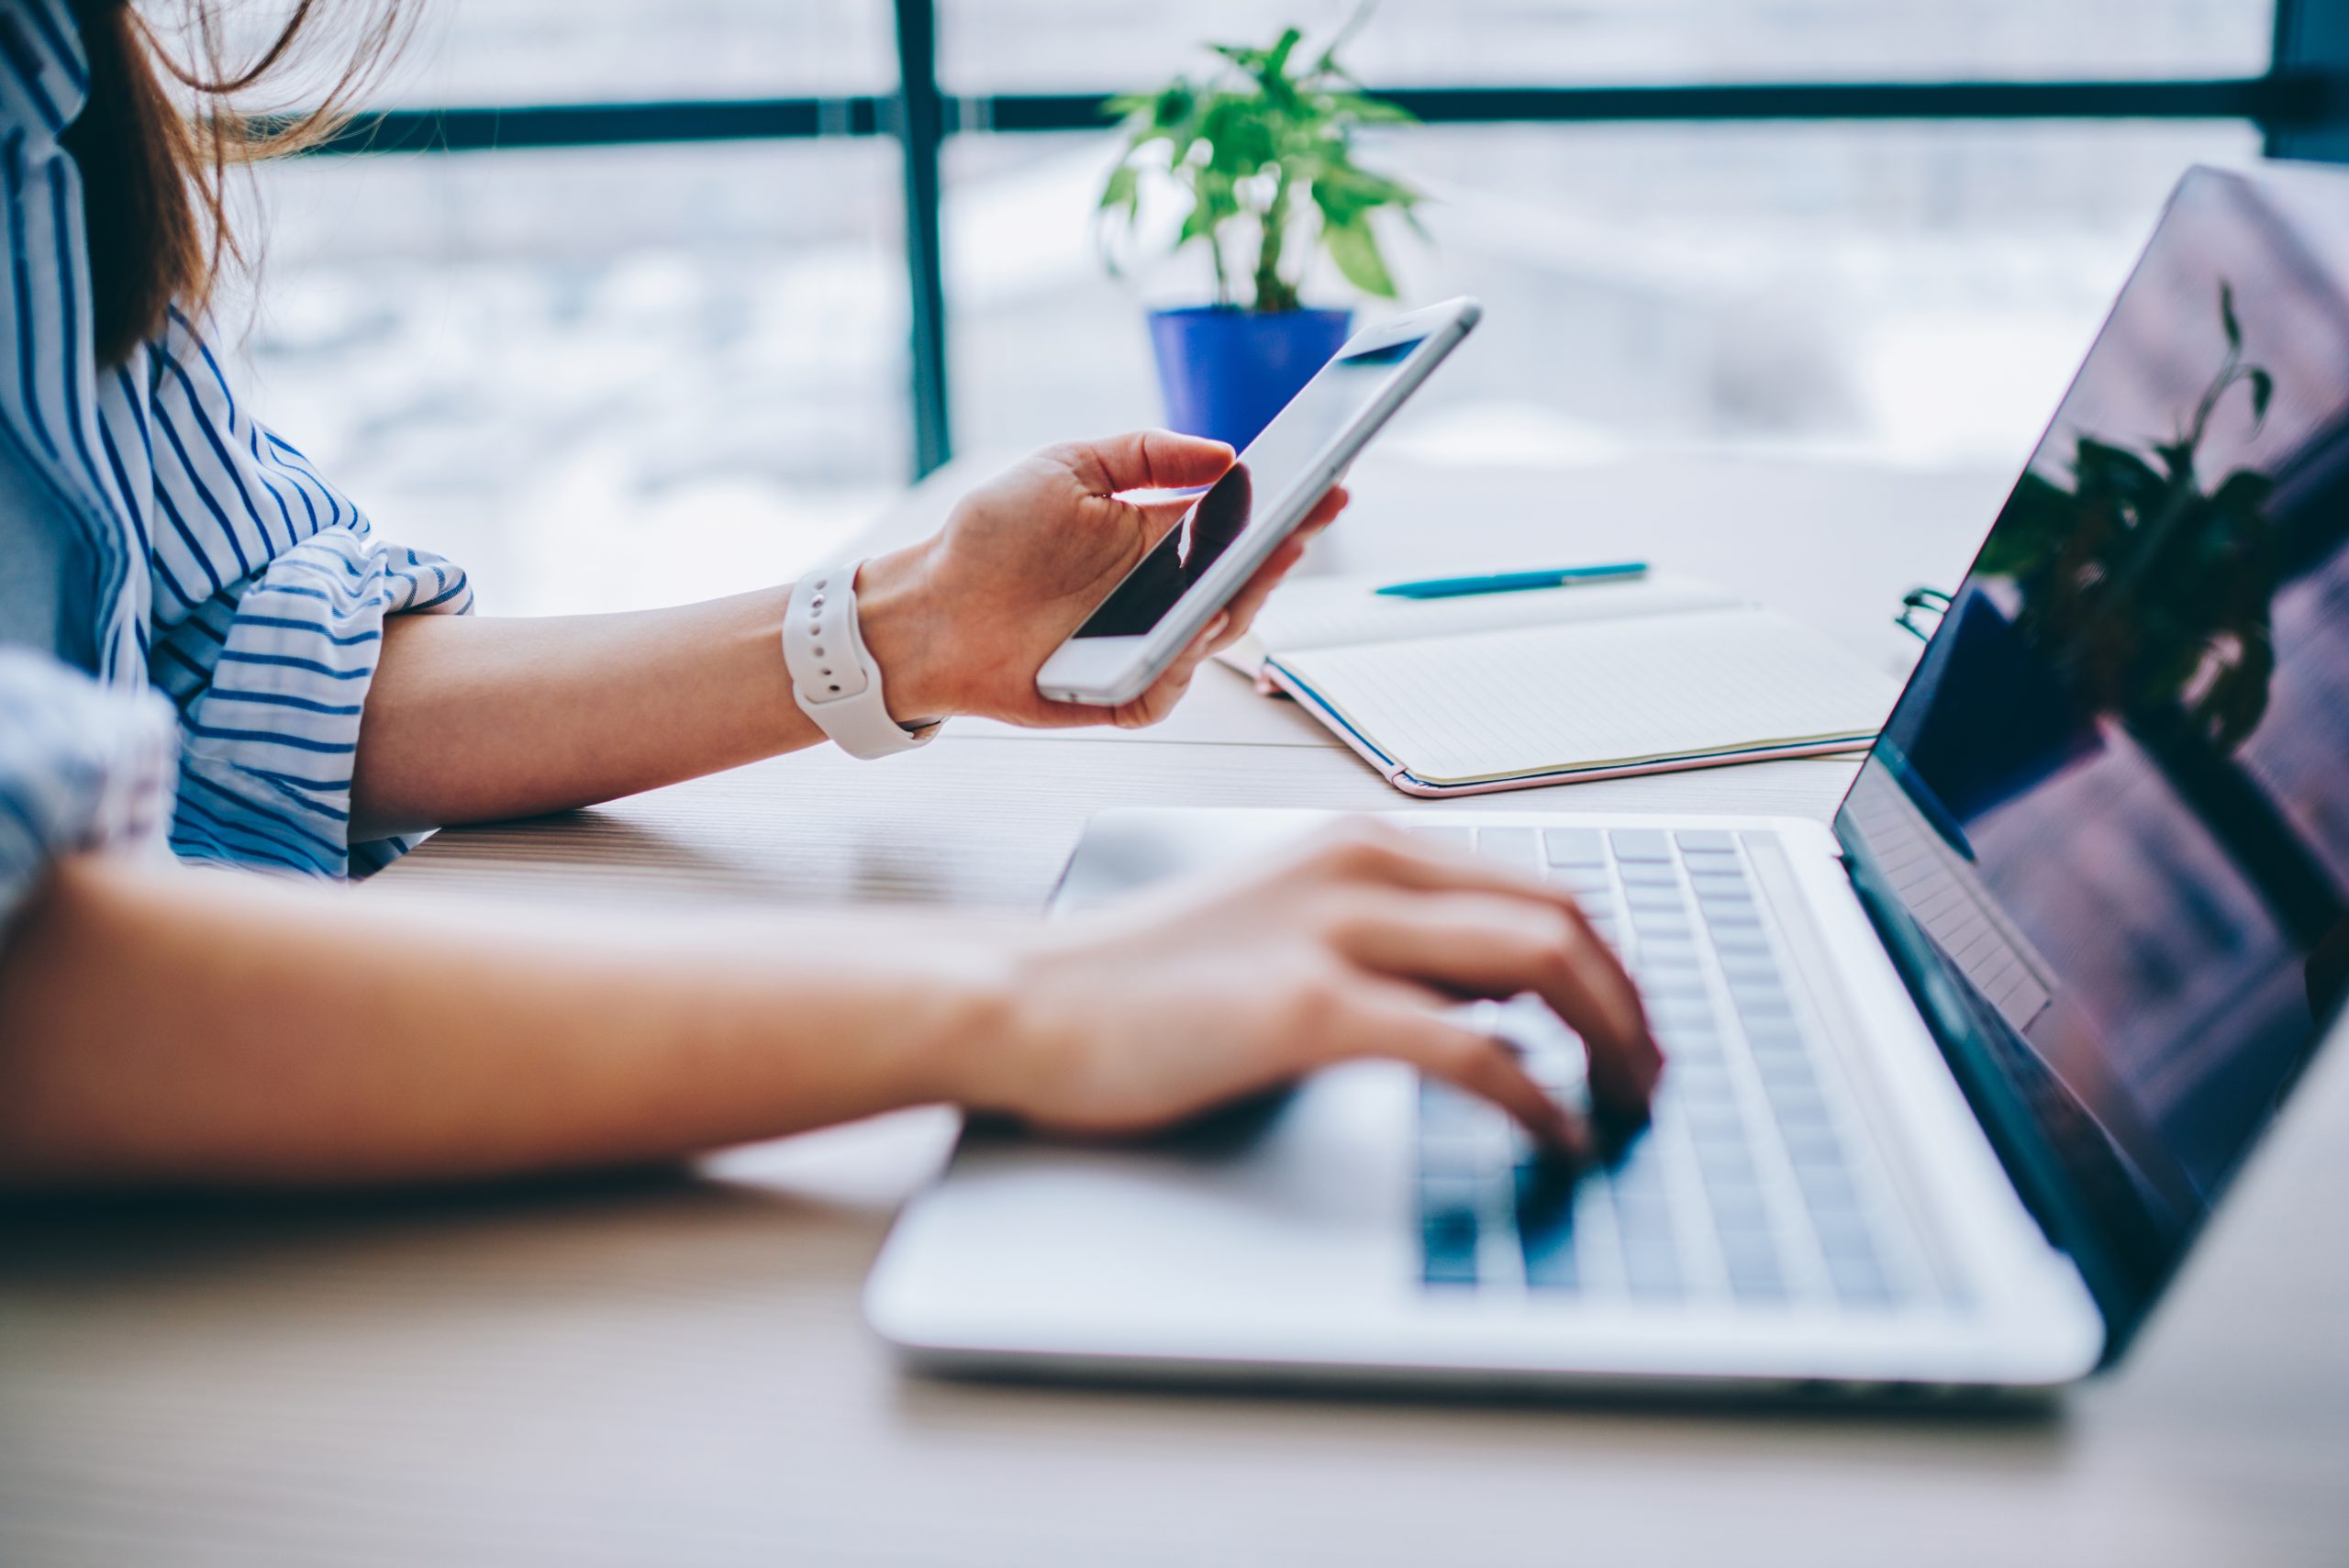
top-left (1098, 15), bottom-right (1424, 448)
top-left (1981, 282), bottom-right (2280, 750)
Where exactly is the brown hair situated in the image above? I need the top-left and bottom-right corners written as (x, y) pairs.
top-left (61, 1), bottom-right (413, 367)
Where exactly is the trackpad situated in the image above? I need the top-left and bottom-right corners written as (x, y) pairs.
top-left (867, 1062), bottom-right (1421, 1351)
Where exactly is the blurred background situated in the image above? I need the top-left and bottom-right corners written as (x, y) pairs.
top-left (226, 0), bottom-right (2308, 614)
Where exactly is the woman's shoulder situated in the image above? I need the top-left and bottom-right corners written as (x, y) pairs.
top-left (0, 1), bottom-right (93, 141)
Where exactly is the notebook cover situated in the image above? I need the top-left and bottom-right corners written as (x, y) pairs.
top-left (1264, 661), bottom-right (1874, 796)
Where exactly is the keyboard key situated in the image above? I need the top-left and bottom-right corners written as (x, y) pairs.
top-left (1794, 1163), bottom-right (1865, 1215)
top-left (1408, 826), bottom-right (1474, 852)
top-left (1515, 1164), bottom-right (1580, 1289)
top-left (1705, 1184), bottom-right (1774, 1234)
top-left (1475, 828), bottom-right (1540, 868)
top-left (1551, 867), bottom-right (1611, 896)
top-left (1637, 937), bottom-right (1701, 969)
top-left (1668, 1062), bottom-right (1738, 1103)
top-left (1779, 1123), bottom-right (1844, 1170)
top-left (1720, 1234), bottom-right (1787, 1299)
top-left (1765, 1084), bottom-right (1832, 1127)
top-left (1610, 829), bottom-right (1673, 862)
top-left (1422, 1225), bottom-right (1480, 1286)
top-left (1637, 965), bottom-right (1708, 998)
top-left (1675, 830), bottom-right (1736, 852)
top-left (1709, 925), bottom-right (1772, 954)
top-left (1620, 861), bottom-right (1680, 887)
top-left (1621, 1241), bottom-right (1685, 1300)
top-left (1695, 1141), bottom-right (1758, 1190)
top-left (1649, 996), bottom-right (1716, 1030)
top-left (1626, 883), bottom-right (1689, 912)
top-left (1689, 872), bottom-right (1749, 898)
top-left (1679, 1097), bottom-right (1746, 1141)
top-left (1542, 828), bottom-right (1608, 867)
top-left (1680, 848), bottom-right (1742, 874)
top-left (1809, 1207), bottom-right (1878, 1260)
top-left (1419, 1079), bottom-right (1494, 1132)
top-left (1419, 1171), bottom-right (1483, 1286)
top-left (1701, 900), bottom-right (1765, 929)
top-left (1825, 1252), bottom-right (1893, 1305)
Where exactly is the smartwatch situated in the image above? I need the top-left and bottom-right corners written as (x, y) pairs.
top-left (782, 562), bottom-right (941, 759)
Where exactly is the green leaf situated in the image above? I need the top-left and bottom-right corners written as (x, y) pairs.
top-left (2210, 467), bottom-right (2277, 517)
top-left (2247, 367), bottom-right (2274, 428)
top-left (2220, 281), bottom-right (2241, 351)
top-left (1323, 217), bottom-right (1397, 297)
top-left (1097, 161), bottom-right (1139, 214)
top-left (1263, 28), bottom-right (1304, 83)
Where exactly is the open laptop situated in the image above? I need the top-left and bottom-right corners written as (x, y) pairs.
top-left (864, 162), bottom-right (2349, 1397)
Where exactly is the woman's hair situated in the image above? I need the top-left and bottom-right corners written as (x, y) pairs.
top-left (63, 1), bottom-right (413, 366)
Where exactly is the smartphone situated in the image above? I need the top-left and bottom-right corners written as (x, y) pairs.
top-left (1034, 296), bottom-right (1482, 707)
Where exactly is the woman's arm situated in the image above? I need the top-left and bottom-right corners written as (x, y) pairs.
top-left (0, 823), bottom-right (1656, 1190)
top-left (350, 432), bottom-right (1343, 840)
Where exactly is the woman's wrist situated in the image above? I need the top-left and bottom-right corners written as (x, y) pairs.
top-left (851, 542), bottom-right (962, 726)
top-left (913, 926), bottom-right (1064, 1118)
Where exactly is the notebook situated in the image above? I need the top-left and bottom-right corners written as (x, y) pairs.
top-left (1218, 573), bottom-right (1899, 795)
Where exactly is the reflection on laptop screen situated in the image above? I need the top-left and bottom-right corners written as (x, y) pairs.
top-left (1840, 165), bottom-right (2349, 1316)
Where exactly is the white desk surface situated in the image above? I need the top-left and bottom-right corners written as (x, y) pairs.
top-left (5, 450), bottom-right (2345, 1567)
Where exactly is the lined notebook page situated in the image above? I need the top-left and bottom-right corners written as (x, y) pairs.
top-left (1275, 607), bottom-right (1899, 785)
top-left (1218, 572), bottom-right (1742, 675)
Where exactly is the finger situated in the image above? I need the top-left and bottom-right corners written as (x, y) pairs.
top-left (1333, 887), bottom-right (1655, 1111)
top-left (1309, 829), bottom-right (1660, 1118)
top-left (1297, 483), bottom-right (1350, 533)
top-left (1335, 984), bottom-right (1588, 1155)
top-left (1053, 429), bottom-right (1234, 495)
top-left (1206, 484), bottom-right (1347, 646)
top-left (1112, 614), bottom-right (1226, 728)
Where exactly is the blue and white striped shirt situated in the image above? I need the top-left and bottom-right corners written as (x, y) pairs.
top-left (0, 0), bottom-right (471, 938)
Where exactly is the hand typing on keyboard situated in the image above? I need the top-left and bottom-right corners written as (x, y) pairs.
top-left (968, 818), bottom-right (1661, 1153)
top-left (1411, 825), bottom-right (1915, 1310)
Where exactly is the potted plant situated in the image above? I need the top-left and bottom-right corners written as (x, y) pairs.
top-left (1098, 17), bottom-right (1424, 450)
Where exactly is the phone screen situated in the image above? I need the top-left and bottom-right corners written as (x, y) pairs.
top-left (1070, 333), bottom-right (1431, 639)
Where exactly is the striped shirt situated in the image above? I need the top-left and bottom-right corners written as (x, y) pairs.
top-left (0, 0), bottom-right (471, 938)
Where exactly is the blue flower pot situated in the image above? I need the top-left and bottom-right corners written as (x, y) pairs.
top-left (1148, 306), bottom-right (1353, 451)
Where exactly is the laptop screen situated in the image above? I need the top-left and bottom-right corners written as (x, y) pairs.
top-left (1837, 165), bottom-right (2349, 1323)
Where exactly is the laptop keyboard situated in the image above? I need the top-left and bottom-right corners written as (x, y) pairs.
top-left (1408, 824), bottom-right (1919, 1312)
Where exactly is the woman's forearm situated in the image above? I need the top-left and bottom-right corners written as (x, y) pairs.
top-left (351, 586), bottom-right (811, 840)
top-left (0, 854), bottom-right (1007, 1189)
top-left (350, 554), bottom-right (950, 840)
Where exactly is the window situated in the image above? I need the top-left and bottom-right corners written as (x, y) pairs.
top-left (252, 0), bottom-right (2335, 595)
top-left (939, 0), bottom-right (2275, 92)
top-left (242, 139), bottom-right (907, 614)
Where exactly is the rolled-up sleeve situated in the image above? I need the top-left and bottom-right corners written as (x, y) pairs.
top-left (0, 649), bottom-right (177, 939)
top-left (139, 317), bottom-right (473, 881)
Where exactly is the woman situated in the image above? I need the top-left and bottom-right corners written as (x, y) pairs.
top-left (0, 0), bottom-right (1654, 1188)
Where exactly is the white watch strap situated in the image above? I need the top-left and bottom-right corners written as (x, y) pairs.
top-left (782, 562), bottom-right (941, 760)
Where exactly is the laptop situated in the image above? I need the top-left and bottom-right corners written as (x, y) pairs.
top-left (864, 162), bottom-right (2349, 1397)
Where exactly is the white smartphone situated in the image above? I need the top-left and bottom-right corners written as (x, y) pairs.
top-left (1034, 296), bottom-right (1482, 707)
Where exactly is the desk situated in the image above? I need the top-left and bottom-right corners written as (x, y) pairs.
top-left (5, 451), bottom-right (2345, 1567)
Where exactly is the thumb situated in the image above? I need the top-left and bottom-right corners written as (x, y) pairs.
top-left (1055, 428), bottom-right (1233, 495)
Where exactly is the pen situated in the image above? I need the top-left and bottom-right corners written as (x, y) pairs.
top-left (1374, 562), bottom-right (1650, 599)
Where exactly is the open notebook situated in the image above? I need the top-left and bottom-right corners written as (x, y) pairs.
top-left (1218, 573), bottom-right (1899, 795)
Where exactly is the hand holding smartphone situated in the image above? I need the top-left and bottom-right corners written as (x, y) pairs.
top-left (1034, 297), bottom-right (1482, 707)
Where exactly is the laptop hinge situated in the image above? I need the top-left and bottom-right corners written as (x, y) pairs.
top-left (1838, 845), bottom-right (2137, 1351)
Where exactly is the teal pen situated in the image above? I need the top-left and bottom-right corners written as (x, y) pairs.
top-left (1374, 562), bottom-right (1649, 599)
